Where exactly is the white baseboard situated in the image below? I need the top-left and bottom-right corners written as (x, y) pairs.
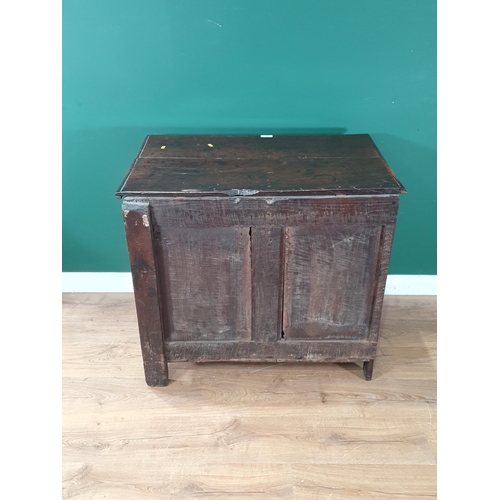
top-left (62, 273), bottom-right (134, 293)
top-left (62, 273), bottom-right (436, 295)
top-left (384, 275), bottom-right (436, 295)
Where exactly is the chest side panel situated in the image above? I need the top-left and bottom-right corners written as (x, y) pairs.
top-left (154, 226), bottom-right (252, 341)
top-left (282, 225), bottom-right (381, 340)
top-left (146, 195), bottom-right (398, 357)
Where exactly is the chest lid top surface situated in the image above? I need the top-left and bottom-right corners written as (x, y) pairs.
top-left (116, 134), bottom-right (406, 198)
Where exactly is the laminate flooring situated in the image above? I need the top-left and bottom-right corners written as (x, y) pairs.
top-left (62, 294), bottom-right (436, 499)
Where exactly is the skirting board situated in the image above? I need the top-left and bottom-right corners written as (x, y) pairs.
top-left (62, 273), bottom-right (437, 295)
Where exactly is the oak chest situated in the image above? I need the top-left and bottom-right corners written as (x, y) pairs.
top-left (116, 134), bottom-right (405, 386)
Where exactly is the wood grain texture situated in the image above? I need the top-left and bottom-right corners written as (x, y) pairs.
top-left (63, 294), bottom-right (436, 499)
top-left (122, 201), bottom-right (167, 386)
top-left (164, 340), bottom-right (376, 363)
top-left (283, 225), bottom-right (381, 341)
top-left (141, 134), bottom-right (383, 159)
top-left (63, 463), bottom-right (292, 500)
top-left (118, 134), bottom-right (404, 386)
top-left (368, 224), bottom-right (397, 343)
top-left (251, 227), bottom-right (283, 342)
top-left (154, 227), bottom-right (252, 341)
top-left (149, 195), bottom-right (399, 228)
top-left (291, 464), bottom-right (436, 499)
top-left (126, 194), bottom-right (400, 379)
top-left (116, 135), bottom-right (406, 197)
top-left (124, 196), bottom-right (398, 376)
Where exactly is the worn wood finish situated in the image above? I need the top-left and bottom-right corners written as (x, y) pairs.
top-left (116, 134), bottom-right (406, 197)
top-left (122, 201), bottom-right (167, 386)
top-left (369, 224), bottom-right (397, 343)
top-left (165, 340), bottom-right (376, 363)
top-left (283, 225), bottom-right (381, 341)
top-left (63, 294), bottom-right (436, 499)
top-left (154, 226), bottom-right (252, 342)
top-left (363, 359), bottom-right (375, 381)
top-left (141, 134), bottom-right (385, 159)
top-left (117, 135), bottom-right (405, 384)
top-left (149, 195), bottom-right (400, 228)
top-left (251, 227), bottom-right (283, 342)
top-left (120, 158), bottom-right (405, 198)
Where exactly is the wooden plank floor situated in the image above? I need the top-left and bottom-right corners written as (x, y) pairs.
top-left (62, 294), bottom-right (436, 499)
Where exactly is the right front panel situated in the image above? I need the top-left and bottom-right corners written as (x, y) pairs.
top-left (282, 225), bottom-right (381, 340)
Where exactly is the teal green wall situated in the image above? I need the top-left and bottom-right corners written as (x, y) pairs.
top-left (63, 0), bottom-right (436, 274)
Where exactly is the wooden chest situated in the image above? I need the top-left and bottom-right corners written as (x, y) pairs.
top-left (116, 135), bottom-right (405, 386)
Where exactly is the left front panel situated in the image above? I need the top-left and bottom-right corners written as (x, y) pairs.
top-left (154, 226), bottom-right (252, 341)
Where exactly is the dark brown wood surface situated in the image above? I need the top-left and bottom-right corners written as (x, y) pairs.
top-left (368, 224), bottom-right (397, 343)
top-left (119, 135), bottom-right (404, 385)
top-left (282, 225), bottom-right (381, 341)
top-left (363, 359), bottom-right (375, 381)
top-left (165, 340), bottom-right (376, 363)
top-left (251, 227), bottom-right (283, 342)
top-left (154, 226), bottom-right (252, 342)
top-left (148, 195), bottom-right (399, 228)
top-left (121, 195), bottom-right (401, 383)
top-left (116, 135), bottom-right (406, 197)
top-left (122, 200), bottom-right (168, 386)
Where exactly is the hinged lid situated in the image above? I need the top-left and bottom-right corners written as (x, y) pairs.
top-left (116, 134), bottom-right (406, 198)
